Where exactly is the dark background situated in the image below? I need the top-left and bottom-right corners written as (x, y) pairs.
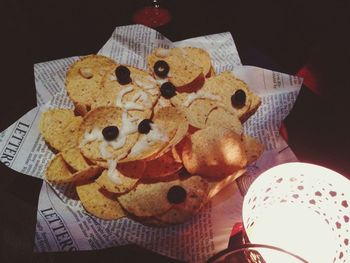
top-left (1, 0), bottom-right (350, 262)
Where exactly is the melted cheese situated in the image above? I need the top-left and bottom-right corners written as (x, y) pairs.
top-left (155, 48), bottom-right (171, 58)
top-left (157, 97), bottom-right (171, 108)
top-left (99, 141), bottom-right (112, 159)
top-left (156, 78), bottom-right (169, 85)
top-left (132, 90), bottom-right (153, 108)
top-left (80, 128), bottom-right (103, 148)
top-left (109, 74), bottom-right (117, 81)
top-left (107, 159), bottom-right (122, 184)
top-left (134, 79), bottom-right (153, 90)
top-left (128, 123), bottom-right (168, 157)
top-left (132, 75), bottom-right (159, 96)
top-left (183, 90), bottom-right (221, 107)
top-left (124, 101), bottom-right (145, 111)
top-left (116, 86), bottom-right (153, 111)
top-left (116, 86), bottom-right (134, 108)
top-left (109, 111), bottom-right (138, 150)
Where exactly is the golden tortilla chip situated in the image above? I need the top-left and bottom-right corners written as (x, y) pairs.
top-left (203, 71), bottom-right (261, 122)
top-left (61, 147), bottom-right (90, 171)
top-left (154, 207), bottom-right (194, 225)
top-left (65, 55), bottom-right (117, 110)
top-left (242, 135), bottom-right (264, 164)
top-left (117, 178), bottom-right (180, 217)
top-left (182, 47), bottom-right (212, 78)
top-left (39, 109), bottom-right (83, 152)
top-left (46, 154), bottom-right (102, 183)
top-left (95, 161), bottom-right (145, 194)
top-left (79, 106), bottom-right (139, 161)
top-left (125, 106), bottom-right (179, 161)
top-left (143, 151), bottom-right (183, 179)
top-left (205, 106), bottom-right (243, 135)
top-left (151, 109), bottom-right (189, 159)
top-left (92, 65), bottom-right (157, 120)
top-left (147, 47), bottom-right (205, 92)
top-left (207, 169), bottom-right (246, 200)
top-left (72, 166), bottom-right (103, 182)
top-left (154, 175), bottom-right (209, 224)
top-left (76, 181), bottom-right (126, 220)
top-left (171, 95), bottom-right (218, 129)
top-left (171, 136), bottom-right (190, 164)
top-left (182, 126), bottom-right (248, 178)
top-left (45, 154), bottom-right (75, 183)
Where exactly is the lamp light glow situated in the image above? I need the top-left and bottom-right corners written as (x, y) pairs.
top-left (243, 162), bottom-right (350, 263)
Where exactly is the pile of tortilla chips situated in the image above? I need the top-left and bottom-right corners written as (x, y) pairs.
top-left (39, 48), bottom-right (263, 226)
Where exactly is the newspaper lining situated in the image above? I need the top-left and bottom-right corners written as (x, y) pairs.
top-left (0, 25), bottom-right (302, 262)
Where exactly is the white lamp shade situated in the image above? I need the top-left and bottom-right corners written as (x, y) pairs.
top-left (243, 162), bottom-right (350, 263)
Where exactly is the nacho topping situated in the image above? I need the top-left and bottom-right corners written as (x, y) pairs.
top-left (79, 67), bottom-right (93, 79)
top-left (167, 185), bottom-right (187, 204)
top-left (156, 97), bottom-right (171, 108)
top-left (231, 89), bottom-right (246, 108)
top-left (99, 141), bottom-right (112, 159)
top-left (116, 86), bottom-right (134, 108)
top-left (183, 90), bottom-right (221, 107)
top-left (156, 78), bottom-right (169, 85)
top-left (130, 90), bottom-right (153, 109)
top-left (80, 128), bottom-right (103, 148)
top-left (107, 159), bottom-right (122, 184)
top-left (128, 123), bottom-right (168, 157)
top-left (102, 126), bottom-right (119, 141)
top-left (109, 111), bottom-right (138, 150)
top-left (155, 48), bottom-right (171, 58)
top-left (138, 119), bottom-right (153, 134)
top-left (154, 60), bottom-right (170, 78)
top-left (133, 75), bottom-right (158, 95)
top-left (160, 82), bottom-right (177, 99)
top-left (115, 65), bottom-right (132, 85)
top-left (116, 86), bottom-right (153, 111)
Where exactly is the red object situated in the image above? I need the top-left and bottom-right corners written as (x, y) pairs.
top-left (230, 222), bottom-right (244, 237)
top-left (279, 121), bottom-right (289, 142)
top-left (297, 65), bottom-right (319, 95)
top-left (132, 6), bottom-right (172, 28)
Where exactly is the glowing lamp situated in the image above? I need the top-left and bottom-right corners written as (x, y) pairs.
top-left (243, 162), bottom-right (350, 263)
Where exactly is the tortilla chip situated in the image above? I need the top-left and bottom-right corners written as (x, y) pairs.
top-left (182, 126), bottom-right (248, 178)
top-left (95, 160), bottom-right (145, 194)
top-left (79, 106), bottom-right (139, 161)
top-left (171, 96), bottom-right (218, 129)
top-left (118, 178), bottom-right (180, 217)
top-left (154, 175), bottom-right (209, 224)
top-left (242, 135), bottom-right (264, 164)
top-left (46, 154), bottom-right (102, 183)
top-left (92, 65), bottom-right (157, 120)
top-left (205, 106), bottom-right (243, 135)
top-left (143, 151), bottom-right (183, 179)
top-left (72, 166), bottom-right (103, 182)
top-left (39, 109), bottom-right (83, 152)
top-left (76, 180), bottom-right (126, 220)
top-left (125, 106), bottom-right (180, 161)
top-left (132, 215), bottom-right (171, 227)
top-left (65, 55), bottom-right (117, 109)
top-left (203, 71), bottom-right (261, 122)
top-left (207, 169), bottom-right (246, 200)
top-left (61, 147), bottom-right (90, 171)
top-left (45, 154), bottom-right (75, 183)
top-left (147, 47), bottom-right (205, 92)
top-left (151, 109), bottom-right (189, 159)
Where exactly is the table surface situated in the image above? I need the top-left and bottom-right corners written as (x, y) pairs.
top-left (1, 1), bottom-right (350, 262)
